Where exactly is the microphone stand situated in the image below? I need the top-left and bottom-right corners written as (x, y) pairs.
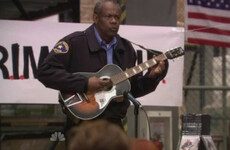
top-left (124, 91), bottom-right (142, 138)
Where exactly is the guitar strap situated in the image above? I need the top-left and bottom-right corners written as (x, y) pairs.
top-left (125, 38), bottom-right (163, 55)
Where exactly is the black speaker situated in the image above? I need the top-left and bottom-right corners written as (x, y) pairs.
top-left (181, 113), bottom-right (211, 136)
top-left (179, 114), bottom-right (217, 150)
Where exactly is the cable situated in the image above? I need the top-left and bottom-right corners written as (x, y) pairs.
top-left (139, 106), bottom-right (152, 140)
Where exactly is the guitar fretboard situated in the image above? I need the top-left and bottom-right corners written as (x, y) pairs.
top-left (111, 53), bottom-right (167, 84)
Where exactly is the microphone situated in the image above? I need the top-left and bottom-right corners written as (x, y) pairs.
top-left (124, 91), bottom-right (142, 108)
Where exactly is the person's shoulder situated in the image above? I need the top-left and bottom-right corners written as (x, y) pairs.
top-left (118, 35), bottom-right (130, 43)
top-left (63, 30), bottom-right (86, 41)
top-left (63, 25), bottom-right (94, 42)
top-left (117, 35), bottom-right (133, 48)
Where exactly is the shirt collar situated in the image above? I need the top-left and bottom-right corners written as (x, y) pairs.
top-left (93, 25), bottom-right (117, 48)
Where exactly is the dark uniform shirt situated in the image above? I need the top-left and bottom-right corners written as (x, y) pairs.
top-left (37, 24), bottom-right (168, 129)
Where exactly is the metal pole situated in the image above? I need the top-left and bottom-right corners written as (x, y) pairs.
top-left (183, 86), bottom-right (230, 91)
top-left (199, 45), bottom-right (205, 110)
top-left (222, 47), bottom-right (228, 150)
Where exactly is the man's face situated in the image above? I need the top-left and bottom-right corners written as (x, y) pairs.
top-left (93, 1), bottom-right (121, 43)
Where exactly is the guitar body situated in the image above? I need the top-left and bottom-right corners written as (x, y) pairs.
top-left (58, 47), bottom-right (184, 121)
top-left (59, 64), bottom-right (131, 120)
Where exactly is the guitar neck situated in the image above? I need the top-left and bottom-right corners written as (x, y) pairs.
top-left (111, 53), bottom-right (167, 85)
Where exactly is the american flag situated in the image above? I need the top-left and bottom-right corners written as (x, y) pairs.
top-left (186, 0), bottom-right (230, 47)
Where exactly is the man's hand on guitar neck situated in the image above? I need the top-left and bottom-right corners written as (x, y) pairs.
top-left (87, 76), bottom-right (112, 94)
top-left (148, 59), bottom-right (166, 79)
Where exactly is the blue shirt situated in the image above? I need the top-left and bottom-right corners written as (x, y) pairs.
top-left (94, 26), bottom-right (117, 64)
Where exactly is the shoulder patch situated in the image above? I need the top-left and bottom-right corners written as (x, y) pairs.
top-left (53, 41), bottom-right (69, 53)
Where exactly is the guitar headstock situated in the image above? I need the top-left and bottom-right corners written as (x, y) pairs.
top-left (165, 47), bottom-right (184, 59)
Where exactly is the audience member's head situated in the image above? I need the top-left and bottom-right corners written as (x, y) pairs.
top-left (129, 138), bottom-right (160, 150)
top-left (67, 120), bottom-right (130, 150)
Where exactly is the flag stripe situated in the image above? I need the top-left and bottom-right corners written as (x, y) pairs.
top-left (188, 12), bottom-right (230, 23)
top-left (187, 32), bottom-right (230, 43)
top-left (187, 18), bottom-right (229, 30)
top-left (188, 38), bottom-right (230, 47)
top-left (188, 25), bottom-right (230, 36)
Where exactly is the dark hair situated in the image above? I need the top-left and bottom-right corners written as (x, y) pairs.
top-left (94, 0), bottom-right (121, 14)
top-left (67, 120), bottom-right (130, 150)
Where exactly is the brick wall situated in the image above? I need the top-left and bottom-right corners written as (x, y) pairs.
top-left (80, 0), bottom-right (98, 23)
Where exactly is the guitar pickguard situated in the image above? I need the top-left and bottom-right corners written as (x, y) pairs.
top-left (95, 86), bottom-right (116, 109)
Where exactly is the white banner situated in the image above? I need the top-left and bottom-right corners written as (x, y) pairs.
top-left (0, 20), bottom-right (184, 106)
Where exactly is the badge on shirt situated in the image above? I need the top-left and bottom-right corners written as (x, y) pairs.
top-left (53, 41), bottom-right (69, 53)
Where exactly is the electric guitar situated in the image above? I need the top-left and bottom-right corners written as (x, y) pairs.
top-left (59, 47), bottom-right (184, 120)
